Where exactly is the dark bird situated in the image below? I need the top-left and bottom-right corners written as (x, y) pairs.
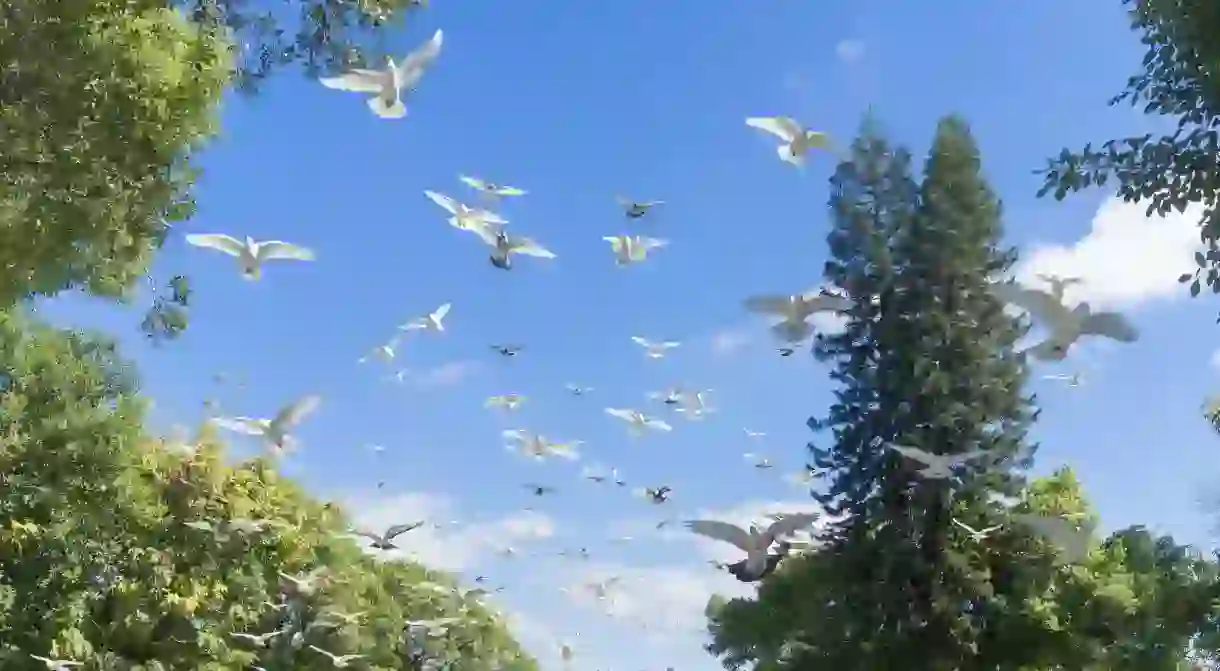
top-left (353, 522), bottom-right (425, 550)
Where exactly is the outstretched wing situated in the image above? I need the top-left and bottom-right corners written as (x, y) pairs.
top-left (212, 417), bottom-right (267, 436)
top-left (509, 236), bottom-right (556, 258)
top-left (746, 116), bottom-right (801, 142)
top-left (459, 175), bottom-right (488, 191)
top-left (764, 512), bottom-right (819, 543)
top-left (1081, 311), bottom-right (1139, 342)
top-left (256, 241), bottom-right (315, 263)
top-left (424, 190), bottom-right (460, 215)
top-left (990, 282), bottom-right (1072, 326)
top-left (396, 29), bottom-right (444, 82)
top-left (685, 519), bottom-right (754, 552)
top-left (743, 294), bottom-right (795, 316)
top-left (185, 233), bottom-right (246, 257)
top-left (320, 69), bottom-right (387, 93)
top-left (605, 408), bottom-right (635, 422)
top-left (385, 521), bottom-right (425, 540)
top-left (275, 394), bottom-right (321, 428)
top-left (885, 443), bottom-right (937, 466)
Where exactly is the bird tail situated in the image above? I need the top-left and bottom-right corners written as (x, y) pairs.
top-left (770, 319), bottom-right (812, 343)
top-left (241, 264), bottom-right (261, 281)
top-left (368, 96), bottom-right (408, 119)
top-left (777, 144), bottom-right (806, 167)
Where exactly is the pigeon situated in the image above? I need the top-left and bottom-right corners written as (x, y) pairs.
top-left (745, 116), bottom-right (831, 167)
top-left (744, 453), bottom-right (773, 470)
top-left (632, 336), bottom-right (680, 359)
top-left (503, 429), bottom-right (581, 460)
top-left (353, 522), bottom-right (424, 550)
top-left (425, 190), bottom-right (507, 230)
top-left (213, 395), bottom-right (321, 456)
top-left (777, 347), bottom-right (796, 357)
top-left (308, 645), bottom-right (365, 668)
top-left (1043, 372), bottom-right (1084, 387)
top-left (637, 485), bottom-right (672, 504)
top-left (29, 656), bottom-right (84, 670)
top-left (279, 567), bottom-right (329, 597)
top-left (581, 465), bottom-right (623, 485)
top-left (460, 175), bottom-right (527, 198)
top-left (604, 234), bottom-right (667, 266)
top-left (358, 340), bottom-right (399, 364)
top-left (184, 234), bottom-right (314, 280)
top-left (584, 576), bottom-right (622, 600)
top-left (486, 394), bottom-right (527, 411)
top-left (605, 408), bottom-right (673, 437)
top-left (744, 290), bottom-right (851, 343)
top-left (1036, 273), bottom-right (1084, 301)
top-left (952, 519), bottom-right (1002, 542)
top-left (884, 444), bottom-right (992, 480)
top-left (230, 630), bottom-right (285, 648)
top-left (674, 390), bottom-right (714, 420)
top-left (400, 303), bottom-right (451, 333)
top-left (524, 483), bottom-right (557, 497)
top-left (990, 282), bottom-right (1138, 361)
top-left (744, 428), bottom-right (766, 439)
top-left (617, 196), bottom-right (664, 219)
top-left (470, 223), bottom-right (556, 269)
top-left (566, 383), bottom-right (593, 396)
top-left (491, 344), bottom-right (523, 357)
top-left (319, 29), bottom-right (443, 119)
top-left (685, 513), bottom-right (820, 582)
top-left (648, 386), bottom-right (686, 406)
top-left (1012, 513), bottom-right (1094, 565)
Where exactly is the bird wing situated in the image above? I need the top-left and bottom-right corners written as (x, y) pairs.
top-left (185, 233), bottom-right (246, 257)
top-left (1081, 311), bottom-right (1139, 342)
top-left (806, 294), bottom-right (852, 313)
top-left (396, 29), bottom-right (444, 82)
top-left (685, 520), bottom-right (755, 552)
top-left (275, 394), bottom-right (321, 428)
top-left (991, 282), bottom-right (1072, 325)
top-left (952, 518), bottom-right (982, 536)
top-left (631, 336), bottom-right (652, 348)
top-left (386, 521), bottom-right (425, 539)
top-left (743, 294), bottom-right (796, 316)
top-left (495, 185), bottom-right (527, 196)
top-left (771, 319), bottom-right (813, 343)
top-left (508, 236), bottom-right (556, 258)
top-left (469, 220), bottom-right (508, 246)
top-left (641, 236), bottom-right (668, 250)
top-left (764, 512), bottom-right (819, 543)
top-left (213, 417), bottom-right (268, 436)
top-left (320, 68), bottom-right (387, 93)
top-left (501, 428), bottom-right (529, 442)
top-left (605, 408), bottom-right (634, 422)
top-left (645, 418), bottom-right (673, 431)
top-left (424, 190), bottom-right (459, 215)
top-left (459, 175), bottom-right (487, 191)
top-left (432, 302), bottom-right (452, 322)
top-left (255, 241), bottom-right (315, 262)
top-left (886, 443), bottom-right (937, 466)
top-left (746, 116), bottom-right (801, 142)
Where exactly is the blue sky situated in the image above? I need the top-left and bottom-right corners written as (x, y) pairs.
top-left (37, 1), bottom-right (1220, 669)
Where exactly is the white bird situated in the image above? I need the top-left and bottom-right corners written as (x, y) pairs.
top-left (308, 645), bottom-right (365, 668)
top-left (184, 234), bottom-right (314, 280)
top-left (990, 282), bottom-right (1139, 361)
top-left (566, 383), bottom-right (593, 396)
top-left (745, 116), bottom-right (831, 167)
top-left (1012, 513), bottom-right (1094, 565)
top-left (358, 340), bottom-right (399, 364)
top-left (470, 223), bottom-right (556, 269)
top-left (1043, 372), bottom-right (1084, 387)
top-left (213, 395), bottom-right (321, 456)
top-left (744, 290), bottom-right (851, 343)
top-left (486, 394), bottom-right (527, 411)
top-left (685, 513), bottom-right (820, 582)
top-left (604, 234), bottom-right (667, 266)
top-left (503, 429), bottom-right (581, 461)
top-left (632, 336), bottom-right (680, 359)
top-left (581, 464), bottom-right (625, 486)
top-left (229, 630), bottom-right (285, 648)
top-left (674, 389), bottom-right (714, 420)
top-left (952, 518), bottom-right (1002, 542)
top-left (30, 656), bottom-right (84, 670)
top-left (884, 444), bottom-right (991, 480)
top-left (648, 386), bottom-right (686, 406)
top-left (279, 567), bottom-right (329, 597)
top-left (617, 196), bottom-right (664, 219)
top-left (424, 190), bottom-right (507, 231)
top-left (1036, 273), bottom-right (1085, 301)
top-left (744, 428), bottom-right (767, 440)
top-left (605, 408), bottom-right (672, 437)
top-left (585, 577), bottom-right (622, 600)
top-left (319, 29), bottom-right (443, 119)
top-left (744, 453), bottom-right (773, 470)
top-left (400, 303), bottom-right (451, 333)
top-left (460, 175), bottom-right (527, 198)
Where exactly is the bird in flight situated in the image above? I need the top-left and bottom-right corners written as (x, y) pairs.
top-left (990, 281), bottom-right (1138, 361)
top-left (745, 116), bottom-right (831, 167)
top-left (319, 29), bottom-right (443, 119)
top-left (213, 394), bottom-right (321, 456)
top-left (617, 196), bottom-right (664, 219)
top-left (352, 522), bottom-right (425, 550)
top-left (884, 444), bottom-right (993, 480)
top-left (185, 234), bottom-right (315, 280)
top-left (685, 512), bottom-right (820, 582)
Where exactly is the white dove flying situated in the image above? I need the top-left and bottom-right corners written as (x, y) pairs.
top-left (745, 116), bottom-right (831, 167)
top-left (308, 645), bottom-right (365, 668)
top-left (486, 394), bottom-right (527, 412)
top-left (460, 175), bottom-right (527, 198)
top-left (30, 656), bottom-right (84, 671)
top-left (470, 222), bottom-right (556, 269)
top-left (319, 29), bottom-right (443, 119)
top-left (185, 234), bottom-right (314, 280)
top-left (358, 340), bottom-right (399, 364)
top-left (744, 289), bottom-right (851, 343)
top-left (990, 281), bottom-right (1138, 361)
top-left (632, 336), bottom-right (680, 359)
top-left (617, 196), bottom-right (664, 219)
top-left (605, 234), bottom-right (667, 266)
top-left (605, 407), bottom-right (672, 437)
top-left (674, 389), bottom-right (714, 420)
top-left (884, 444), bottom-right (991, 480)
top-left (503, 429), bottom-right (581, 461)
top-left (213, 395), bottom-right (321, 456)
top-left (685, 513), bottom-right (820, 581)
top-left (424, 190), bottom-right (507, 231)
top-left (952, 518), bottom-right (1002, 542)
top-left (1036, 273), bottom-right (1085, 301)
top-left (400, 302), bottom-right (451, 333)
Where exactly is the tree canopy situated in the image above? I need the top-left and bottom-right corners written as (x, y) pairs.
top-left (0, 309), bottom-right (535, 670)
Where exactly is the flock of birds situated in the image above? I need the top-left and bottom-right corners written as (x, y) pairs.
top-left (19, 22), bottom-right (1143, 671)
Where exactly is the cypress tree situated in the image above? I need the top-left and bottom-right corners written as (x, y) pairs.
top-left (807, 116), bottom-right (1036, 669)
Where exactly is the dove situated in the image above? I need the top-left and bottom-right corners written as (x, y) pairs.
top-left (604, 234), bottom-right (667, 266)
top-left (30, 656), bottom-right (84, 670)
top-left (319, 28), bottom-right (443, 119)
top-left (990, 281), bottom-right (1138, 361)
top-left (674, 390), bottom-right (715, 420)
top-left (685, 512), bottom-right (820, 582)
top-left (503, 429), bottom-right (581, 460)
top-left (424, 190), bottom-right (508, 231)
top-left (491, 343), bottom-right (524, 357)
top-left (605, 407), bottom-right (672, 437)
top-left (1012, 513), bottom-right (1094, 565)
top-left (1036, 273), bottom-right (1084, 301)
top-left (185, 234), bottom-right (315, 280)
top-left (308, 645), bottom-right (365, 668)
top-left (460, 175), bottom-right (527, 198)
top-left (400, 303), bottom-right (451, 333)
top-left (566, 383), bottom-right (593, 396)
top-left (524, 483), bottom-right (556, 497)
top-left (745, 116), bottom-right (831, 167)
top-left (952, 519), bottom-right (1002, 542)
top-left (358, 340), bottom-right (399, 364)
top-left (648, 386), bottom-right (686, 406)
top-left (744, 428), bottom-right (767, 439)
top-left (469, 222), bottom-right (556, 269)
top-left (884, 444), bottom-right (992, 480)
top-left (744, 453), bottom-right (774, 469)
top-left (632, 336), bottom-right (680, 359)
top-left (230, 630), bottom-right (285, 648)
top-left (353, 522), bottom-right (424, 550)
top-left (617, 196), bottom-right (664, 219)
top-left (744, 290), bottom-right (851, 343)
top-left (320, 610), bottom-right (366, 627)
top-left (778, 346), bottom-right (796, 357)
top-left (213, 395), bottom-right (321, 456)
top-left (279, 567), bottom-right (329, 597)
top-left (636, 485), bottom-right (672, 504)
top-left (486, 394), bottom-right (527, 411)
top-left (581, 465), bottom-right (622, 484)
top-left (585, 576), bottom-right (622, 600)
top-left (1043, 372), bottom-right (1084, 387)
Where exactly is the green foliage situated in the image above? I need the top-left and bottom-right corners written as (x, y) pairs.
top-left (0, 310), bottom-right (536, 670)
top-left (1037, 0), bottom-right (1220, 297)
top-left (140, 275), bottom-right (193, 345)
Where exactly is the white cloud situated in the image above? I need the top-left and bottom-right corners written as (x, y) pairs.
top-left (1014, 197), bottom-right (1203, 310)
top-left (835, 39), bottom-right (866, 64)
top-left (344, 492), bottom-right (554, 572)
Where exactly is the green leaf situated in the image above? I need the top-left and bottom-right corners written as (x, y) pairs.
top-left (1191, 279), bottom-right (1202, 297)
top-left (1197, 251), bottom-right (1207, 267)
top-left (1179, 272), bottom-right (1195, 283)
